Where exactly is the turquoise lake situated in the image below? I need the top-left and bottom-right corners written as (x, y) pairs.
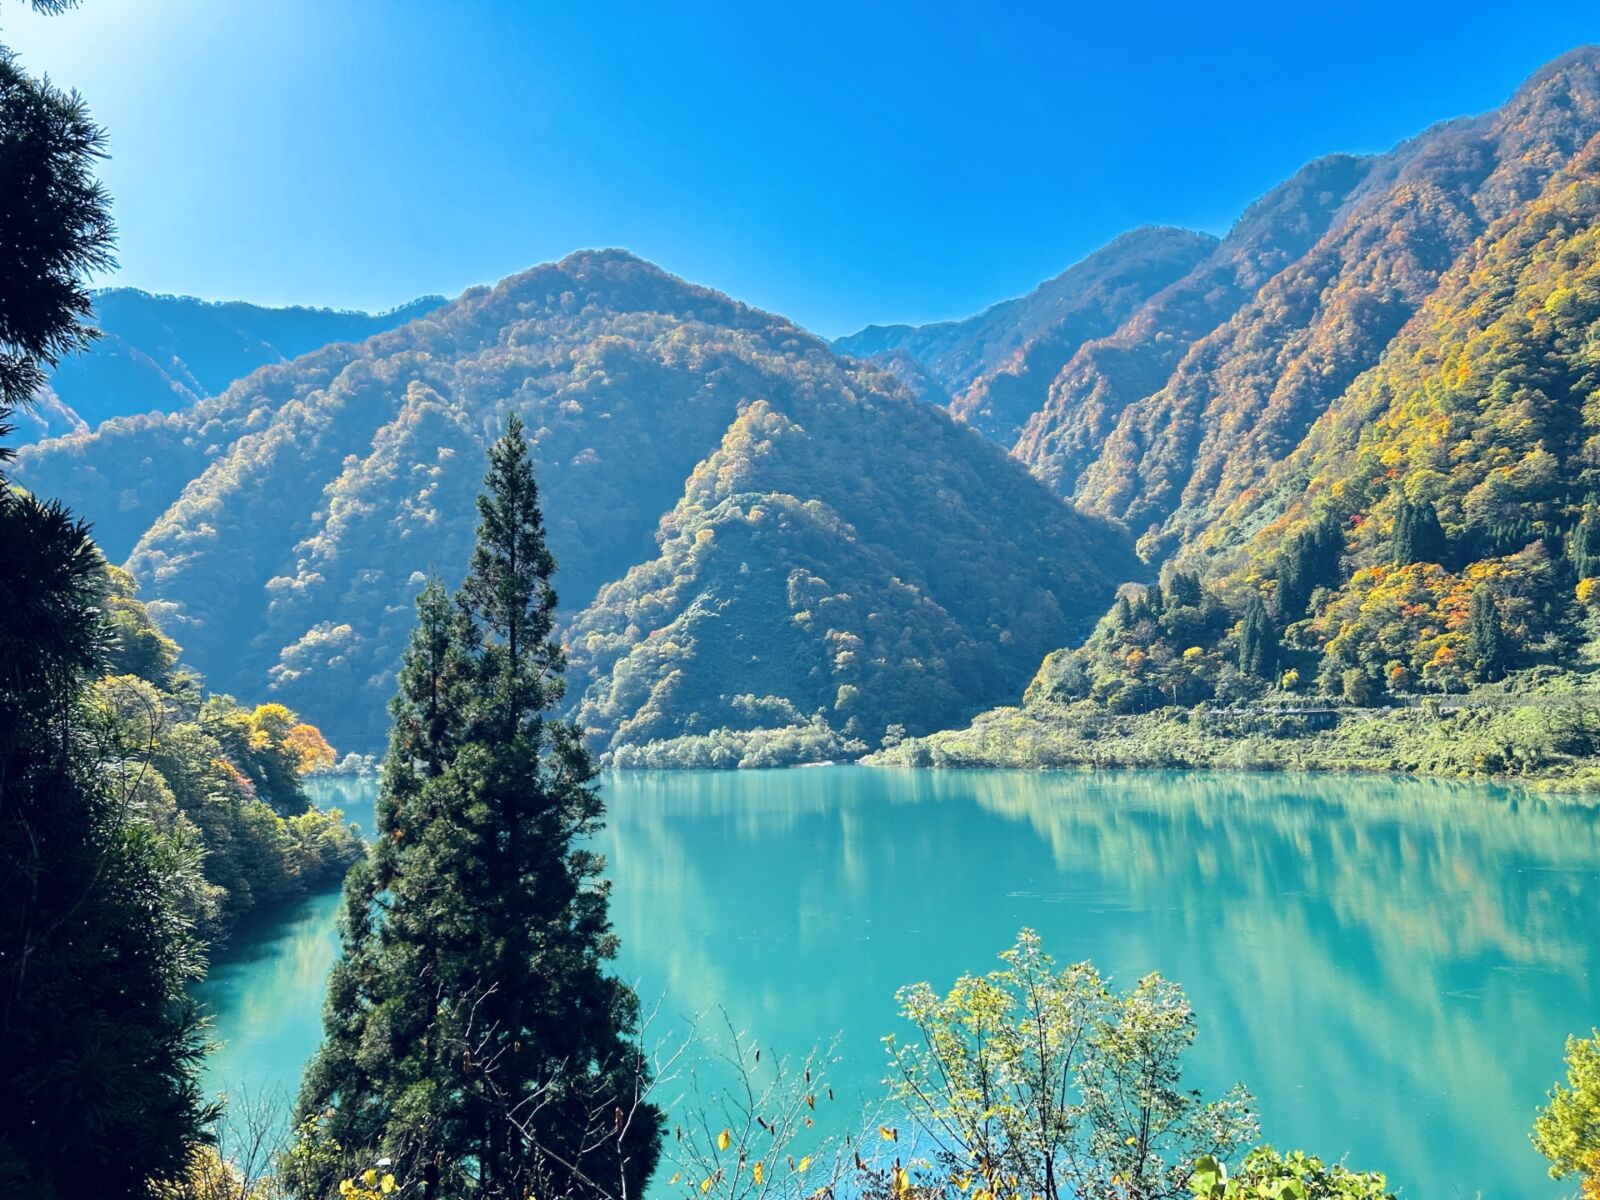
top-left (196, 767), bottom-right (1600, 1198)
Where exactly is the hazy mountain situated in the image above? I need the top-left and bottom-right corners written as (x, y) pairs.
top-left (833, 226), bottom-right (1215, 443)
top-left (14, 288), bottom-right (445, 442)
top-left (1013, 153), bottom-right (1376, 498)
top-left (16, 251), bottom-right (1136, 758)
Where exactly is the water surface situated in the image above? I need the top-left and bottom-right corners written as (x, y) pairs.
top-left (197, 768), bottom-right (1600, 1198)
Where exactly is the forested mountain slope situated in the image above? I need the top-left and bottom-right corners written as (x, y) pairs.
top-left (17, 251), bottom-right (1136, 758)
top-left (15, 288), bottom-right (443, 441)
top-left (1068, 47), bottom-right (1600, 559)
top-left (875, 47), bottom-right (1600, 784)
top-left (833, 226), bottom-right (1215, 444)
top-left (1013, 153), bottom-right (1376, 496)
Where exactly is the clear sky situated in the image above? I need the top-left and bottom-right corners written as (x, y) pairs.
top-left (4, 1), bottom-right (1598, 337)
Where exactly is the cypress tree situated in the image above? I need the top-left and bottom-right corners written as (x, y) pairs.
top-left (1278, 513), bottom-right (1343, 618)
top-left (1392, 497), bottom-right (1447, 565)
top-left (0, 496), bottom-right (213, 1198)
top-left (296, 416), bottom-right (663, 1200)
top-left (1468, 584), bottom-right (1508, 682)
top-left (1568, 497), bottom-right (1600, 581)
top-left (1237, 593), bottom-right (1279, 680)
top-left (1, 31), bottom-right (209, 1197)
top-left (1164, 570), bottom-right (1203, 610)
top-left (1114, 594), bottom-right (1135, 629)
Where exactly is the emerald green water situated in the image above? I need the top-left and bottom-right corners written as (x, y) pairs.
top-left (197, 768), bottom-right (1600, 1198)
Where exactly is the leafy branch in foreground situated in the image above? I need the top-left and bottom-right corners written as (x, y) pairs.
top-left (1188, 1147), bottom-right (1394, 1200)
top-left (878, 929), bottom-right (1256, 1200)
top-left (666, 1012), bottom-right (859, 1200)
top-left (1533, 1029), bottom-right (1600, 1197)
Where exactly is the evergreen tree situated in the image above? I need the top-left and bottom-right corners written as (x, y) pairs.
top-left (1392, 497), bottom-right (1447, 565)
top-left (1277, 512), bottom-right (1344, 618)
top-left (1114, 594), bottom-right (1136, 629)
top-left (1567, 496), bottom-right (1600, 581)
top-left (1237, 594), bottom-right (1278, 680)
top-left (1163, 569), bottom-right (1203, 610)
top-left (0, 496), bottom-right (213, 1198)
top-left (0, 45), bottom-right (113, 462)
top-left (1468, 584), bottom-right (1508, 682)
top-left (296, 417), bottom-right (663, 1200)
top-left (1, 24), bottom-right (211, 1197)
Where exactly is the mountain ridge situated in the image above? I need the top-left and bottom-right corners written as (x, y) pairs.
top-left (17, 249), bottom-right (1137, 758)
top-left (19, 287), bottom-right (446, 442)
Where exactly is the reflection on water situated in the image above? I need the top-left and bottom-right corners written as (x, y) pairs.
top-left (197, 768), bottom-right (1600, 1199)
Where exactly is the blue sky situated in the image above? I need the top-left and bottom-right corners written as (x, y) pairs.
top-left (5, 1), bottom-right (1598, 337)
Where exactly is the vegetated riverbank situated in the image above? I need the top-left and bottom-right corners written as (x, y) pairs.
top-left (865, 696), bottom-right (1600, 796)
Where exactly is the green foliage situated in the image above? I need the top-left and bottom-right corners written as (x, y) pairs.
top-left (0, 493), bottom-right (212, 1199)
top-left (86, 571), bottom-right (359, 938)
top-left (884, 929), bottom-right (1256, 1200)
top-left (870, 692), bottom-right (1600, 788)
top-left (566, 376), bottom-right (1135, 761)
top-left (1189, 1148), bottom-right (1394, 1200)
top-left (0, 47), bottom-right (114, 455)
top-left (1568, 497), bottom-right (1600, 581)
top-left (0, 35), bottom-right (220, 1193)
top-left (1391, 497), bottom-right (1447, 566)
top-left (605, 714), bottom-right (868, 769)
top-left (296, 419), bottom-right (662, 1199)
top-left (1340, 669), bottom-right (1372, 708)
top-left (1028, 573), bottom-right (1239, 715)
top-left (1277, 514), bottom-right (1346, 622)
top-left (1238, 594), bottom-right (1278, 680)
top-left (1468, 584), bottom-right (1508, 682)
top-left (1532, 1030), bottom-right (1600, 1187)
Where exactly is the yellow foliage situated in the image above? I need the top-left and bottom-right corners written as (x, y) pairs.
top-left (285, 721), bottom-right (337, 774)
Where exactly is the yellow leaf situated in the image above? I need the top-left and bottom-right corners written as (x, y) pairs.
top-left (701, 1179), bottom-right (713, 1194)
top-left (880, 1126), bottom-right (898, 1142)
top-left (381, 1175), bottom-right (396, 1195)
top-left (798, 1157), bottom-right (811, 1175)
top-left (670, 1173), bottom-right (681, 1185)
top-left (718, 1129), bottom-right (732, 1152)
top-left (363, 1169), bottom-right (379, 1187)
top-left (753, 1162), bottom-right (765, 1184)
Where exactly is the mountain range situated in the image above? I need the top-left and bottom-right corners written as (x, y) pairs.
top-left (15, 254), bottom-right (1135, 758)
top-left (15, 288), bottom-right (444, 442)
top-left (20, 45), bottom-right (1600, 767)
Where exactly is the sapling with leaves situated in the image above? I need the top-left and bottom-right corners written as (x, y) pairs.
top-left (1533, 1029), bottom-right (1600, 1198)
top-left (1187, 1148), bottom-right (1394, 1200)
top-left (667, 1012), bottom-right (859, 1200)
top-left (878, 930), bottom-right (1256, 1200)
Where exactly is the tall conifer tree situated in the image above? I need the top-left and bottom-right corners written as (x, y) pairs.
top-left (297, 416), bottom-right (662, 1200)
top-left (1237, 594), bottom-right (1278, 680)
top-left (1468, 584), bottom-right (1508, 683)
top-left (1, 21), bottom-right (211, 1196)
top-left (1392, 498), bottom-right (1447, 566)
